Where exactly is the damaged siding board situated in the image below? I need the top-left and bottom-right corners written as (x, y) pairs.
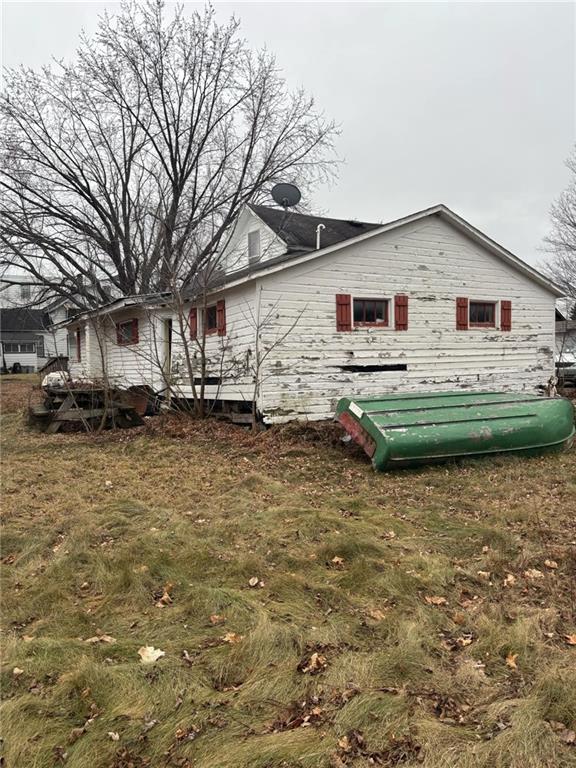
top-left (256, 217), bottom-right (556, 423)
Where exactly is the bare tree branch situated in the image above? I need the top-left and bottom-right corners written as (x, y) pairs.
top-left (0, 1), bottom-right (337, 309)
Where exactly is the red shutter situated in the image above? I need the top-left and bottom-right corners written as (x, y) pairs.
top-left (189, 307), bottom-right (197, 339)
top-left (501, 300), bottom-right (512, 331)
top-left (394, 295), bottom-right (408, 330)
top-left (76, 329), bottom-right (81, 362)
top-left (456, 297), bottom-right (469, 330)
top-left (217, 299), bottom-right (226, 336)
top-left (131, 318), bottom-right (139, 344)
top-left (336, 294), bottom-right (352, 331)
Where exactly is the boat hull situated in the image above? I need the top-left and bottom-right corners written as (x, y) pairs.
top-left (335, 391), bottom-right (575, 471)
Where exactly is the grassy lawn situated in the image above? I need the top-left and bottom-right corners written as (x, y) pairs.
top-left (2, 375), bottom-right (576, 768)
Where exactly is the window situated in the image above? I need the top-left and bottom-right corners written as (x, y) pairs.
top-left (116, 319), bottom-right (139, 346)
top-left (68, 330), bottom-right (81, 361)
top-left (20, 284), bottom-right (31, 301)
top-left (3, 342), bottom-right (35, 353)
top-left (469, 301), bottom-right (496, 328)
top-left (36, 337), bottom-right (45, 357)
top-left (353, 298), bottom-right (389, 327)
top-left (204, 305), bottom-right (218, 334)
top-left (248, 230), bottom-right (261, 261)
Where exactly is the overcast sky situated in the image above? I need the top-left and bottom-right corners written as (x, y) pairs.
top-left (2, 1), bottom-right (574, 266)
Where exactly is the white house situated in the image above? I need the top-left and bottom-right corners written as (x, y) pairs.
top-left (61, 203), bottom-right (563, 423)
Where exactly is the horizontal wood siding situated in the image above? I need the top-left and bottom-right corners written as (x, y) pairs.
top-left (168, 285), bottom-right (256, 402)
top-left (255, 217), bottom-right (556, 422)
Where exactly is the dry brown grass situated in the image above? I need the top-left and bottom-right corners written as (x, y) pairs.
top-left (2, 377), bottom-right (576, 767)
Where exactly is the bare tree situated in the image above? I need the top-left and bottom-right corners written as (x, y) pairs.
top-left (0, 1), bottom-right (337, 309)
top-left (543, 147), bottom-right (576, 316)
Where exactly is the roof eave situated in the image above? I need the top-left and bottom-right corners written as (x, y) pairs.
top-left (211, 203), bottom-right (564, 298)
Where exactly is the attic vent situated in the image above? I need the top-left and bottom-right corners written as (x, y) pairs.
top-left (248, 230), bottom-right (261, 261)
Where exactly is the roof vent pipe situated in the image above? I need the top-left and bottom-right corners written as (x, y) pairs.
top-left (316, 224), bottom-right (326, 250)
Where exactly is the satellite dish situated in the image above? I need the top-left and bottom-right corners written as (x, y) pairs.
top-left (271, 183), bottom-right (301, 208)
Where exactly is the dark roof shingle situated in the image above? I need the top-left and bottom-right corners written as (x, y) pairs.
top-left (0, 308), bottom-right (50, 333)
top-left (249, 204), bottom-right (381, 252)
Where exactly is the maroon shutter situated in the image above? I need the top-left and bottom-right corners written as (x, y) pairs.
top-left (131, 318), bottom-right (139, 344)
top-left (76, 329), bottom-right (81, 361)
top-left (501, 300), bottom-right (512, 331)
top-left (456, 297), bottom-right (469, 330)
top-left (189, 307), bottom-right (197, 339)
top-left (217, 299), bottom-right (226, 336)
top-left (336, 294), bottom-right (352, 331)
top-left (116, 323), bottom-right (122, 345)
top-left (394, 295), bottom-right (408, 330)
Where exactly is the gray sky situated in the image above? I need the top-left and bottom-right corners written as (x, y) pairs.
top-left (2, 1), bottom-right (575, 266)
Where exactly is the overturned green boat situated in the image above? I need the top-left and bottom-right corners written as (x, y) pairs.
top-left (336, 391), bottom-right (575, 470)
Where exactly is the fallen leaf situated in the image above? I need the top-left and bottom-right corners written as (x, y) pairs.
top-left (367, 608), bottom-right (386, 622)
top-left (456, 635), bottom-right (474, 648)
top-left (337, 735), bottom-right (351, 752)
top-left (84, 634), bottom-right (116, 644)
top-left (506, 652), bottom-right (518, 669)
top-left (477, 570), bottom-right (491, 580)
top-left (12, 667), bottom-right (24, 677)
top-left (68, 727), bottom-right (86, 744)
top-left (560, 729), bottom-right (576, 745)
top-left (300, 652), bottom-right (328, 674)
top-left (544, 559), bottom-right (559, 570)
top-left (209, 614), bottom-right (225, 625)
top-left (138, 646), bottom-right (165, 664)
top-left (524, 568), bottom-right (544, 580)
top-left (503, 573), bottom-right (516, 587)
top-left (564, 634), bottom-right (576, 646)
top-left (22, 634), bottom-right (35, 642)
top-left (107, 732), bottom-right (120, 741)
top-left (222, 632), bottom-right (243, 644)
top-left (331, 556), bottom-right (345, 567)
top-left (155, 582), bottom-right (174, 608)
top-left (248, 576), bottom-right (259, 587)
top-left (425, 595), bottom-right (448, 606)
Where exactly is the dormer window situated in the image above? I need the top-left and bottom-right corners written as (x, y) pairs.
top-left (248, 230), bottom-right (261, 261)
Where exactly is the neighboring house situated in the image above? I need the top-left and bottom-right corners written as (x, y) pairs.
top-left (0, 272), bottom-right (117, 371)
top-left (0, 308), bottom-right (50, 372)
top-left (61, 203), bottom-right (563, 423)
top-left (0, 301), bottom-right (74, 372)
top-left (0, 273), bottom-right (43, 308)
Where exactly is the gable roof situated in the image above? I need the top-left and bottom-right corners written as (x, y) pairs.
top-left (248, 204), bottom-right (381, 253)
top-left (57, 204), bottom-right (564, 326)
top-left (218, 204), bottom-right (564, 297)
top-left (0, 307), bottom-right (50, 334)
